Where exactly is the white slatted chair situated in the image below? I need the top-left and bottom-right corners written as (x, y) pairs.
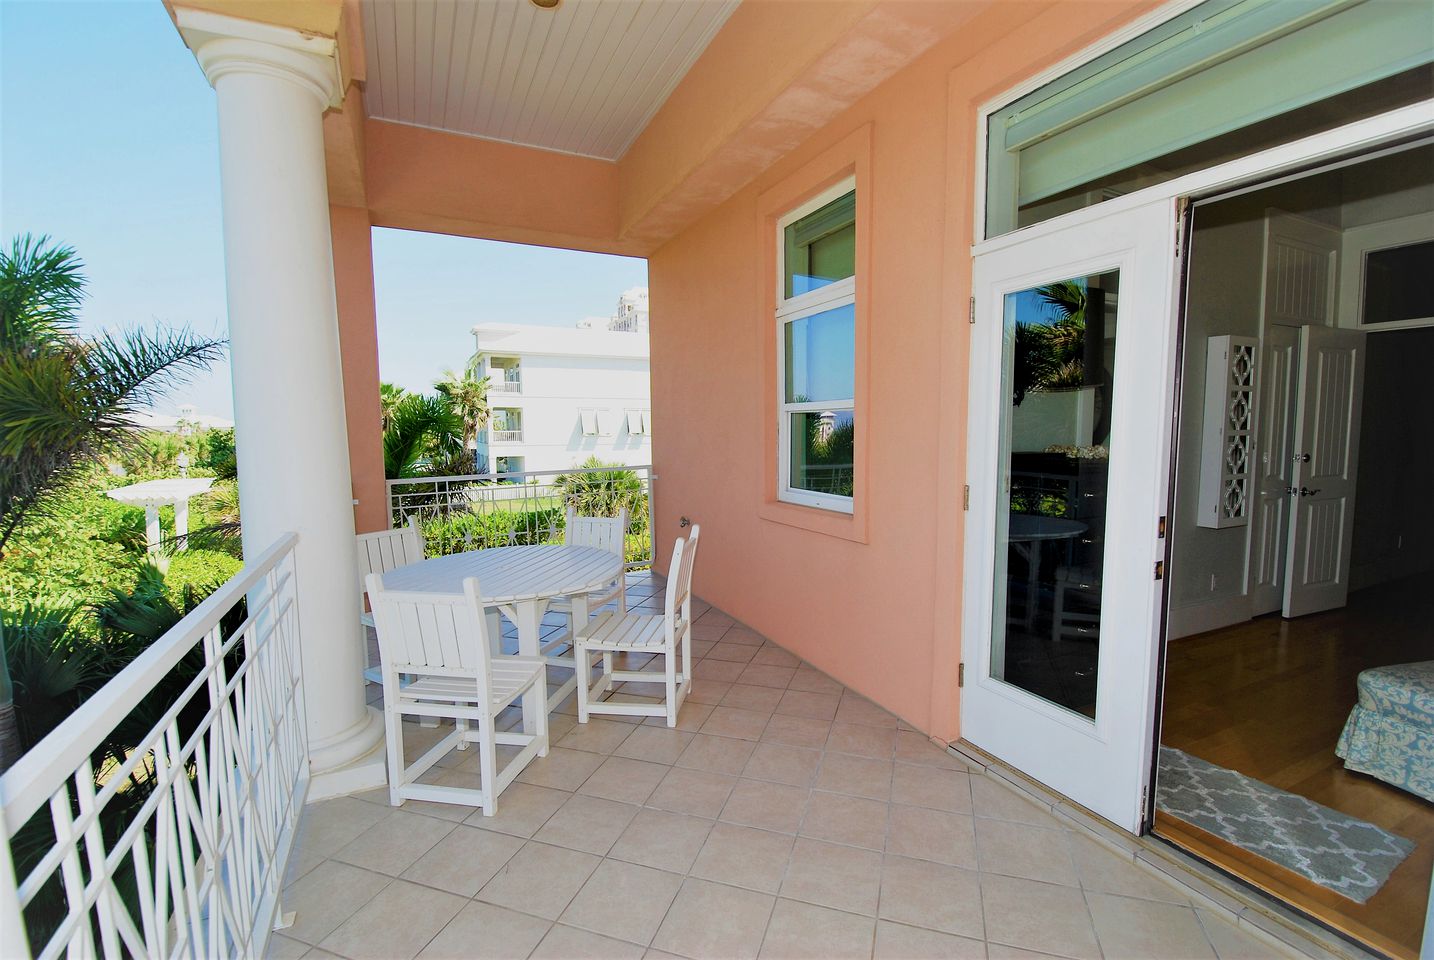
top-left (575, 525), bottom-right (700, 727)
top-left (545, 507), bottom-right (628, 663)
top-left (366, 572), bottom-right (548, 815)
top-left (356, 517), bottom-right (425, 685)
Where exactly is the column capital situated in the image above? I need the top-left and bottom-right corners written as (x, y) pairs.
top-left (176, 7), bottom-right (342, 109)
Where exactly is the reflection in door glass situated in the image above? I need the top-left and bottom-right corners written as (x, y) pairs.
top-left (990, 271), bottom-right (1119, 719)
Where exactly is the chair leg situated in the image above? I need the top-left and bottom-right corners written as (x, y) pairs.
top-left (664, 649), bottom-right (678, 728)
top-left (383, 689), bottom-right (405, 807)
top-left (576, 641), bottom-right (591, 724)
top-left (477, 718), bottom-right (498, 817)
top-left (532, 679), bottom-right (549, 757)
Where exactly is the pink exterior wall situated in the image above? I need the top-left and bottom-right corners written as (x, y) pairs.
top-left (648, 0), bottom-right (1158, 741)
top-left (330, 204), bottom-right (388, 535)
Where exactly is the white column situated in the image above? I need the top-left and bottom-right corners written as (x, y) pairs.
top-left (185, 18), bottom-right (384, 798)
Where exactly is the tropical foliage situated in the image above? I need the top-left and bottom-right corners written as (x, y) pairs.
top-left (0, 236), bottom-right (225, 556)
top-left (435, 362), bottom-right (491, 453)
top-left (381, 389), bottom-right (467, 479)
top-left (0, 233), bottom-right (224, 770)
top-left (554, 457), bottom-right (649, 528)
top-left (1012, 280), bottom-right (1088, 406)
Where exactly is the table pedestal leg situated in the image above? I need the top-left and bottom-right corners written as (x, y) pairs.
top-left (512, 599), bottom-right (552, 733)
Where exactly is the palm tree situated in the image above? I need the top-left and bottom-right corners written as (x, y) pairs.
top-left (382, 392), bottom-right (465, 479)
top-left (0, 234), bottom-right (224, 770)
top-left (434, 360), bottom-right (490, 457)
top-left (379, 382), bottom-right (406, 431)
top-left (1013, 280), bottom-right (1088, 404)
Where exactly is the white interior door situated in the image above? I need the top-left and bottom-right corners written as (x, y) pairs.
top-left (962, 198), bottom-right (1177, 833)
top-left (1246, 324), bottom-right (1299, 615)
top-left (1283, 325), bottom-right (1366, 618)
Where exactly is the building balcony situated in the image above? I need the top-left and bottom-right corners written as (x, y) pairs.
top-left (491, 429), bottom-right (524, 443)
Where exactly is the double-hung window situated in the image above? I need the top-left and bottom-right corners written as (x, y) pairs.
top-left (776, 179), bottom-right (856, 511)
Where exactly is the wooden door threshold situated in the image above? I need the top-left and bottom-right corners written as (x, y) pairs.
top-left (1155, 812), bottom-right (1413, 960)
top-left (950, 740), bottom-right (1390, 960)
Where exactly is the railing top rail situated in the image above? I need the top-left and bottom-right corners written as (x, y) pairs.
top-left (388, 465), bottom-right (655, 488)
top-left (0, 531), bottom-right (300, 832)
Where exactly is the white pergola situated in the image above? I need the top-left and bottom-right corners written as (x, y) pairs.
top-left (106, 478), bottom-right (215, 554)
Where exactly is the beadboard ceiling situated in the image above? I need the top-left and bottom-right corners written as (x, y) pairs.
top-left (360, 0), bottom-right (739, 160)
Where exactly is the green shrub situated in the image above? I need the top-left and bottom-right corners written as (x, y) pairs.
top-left (160, 549), bottom-right (242, 599)
top-left (420, 506), bottom-right (565, 555)
top-left (199, 428), bottom-right (237, 480)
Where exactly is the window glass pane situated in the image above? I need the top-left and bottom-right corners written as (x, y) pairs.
top-left (990, 270), bottom-right (1119, 719)
top-left (985, 0), bottom-right (1434, 237)
top-left (1363, 241), bottom-right (1434, 324)
top-left (784, 190), bottom-right (855, 298)
top-left (789, 410), bottom-right (854, 498)
top-left (784, 303), bottom-right (855, 403)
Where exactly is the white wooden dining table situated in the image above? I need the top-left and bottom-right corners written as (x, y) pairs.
top-left (382, 543), bottom-right (623, 719)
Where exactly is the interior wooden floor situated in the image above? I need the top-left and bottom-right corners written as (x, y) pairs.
top-left (1157, 576), bottom-right (1433, 960)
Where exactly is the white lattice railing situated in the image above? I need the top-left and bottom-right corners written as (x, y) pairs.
top-left (387, 464), bottom-right (655, 568)
top-left (0, 533), bottom-right (308, 959)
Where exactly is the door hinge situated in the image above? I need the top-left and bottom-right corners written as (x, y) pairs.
top-left (958, 662), bottom-right (965, 687)
top-left (1153, 560), bottom-right (1165, 581)
top-left (963, 485), bottom-right (970, 511)
top-left (968, 297), bottom-right (976, 324)
top-left (1157, 515), bottom-right (1166, 538)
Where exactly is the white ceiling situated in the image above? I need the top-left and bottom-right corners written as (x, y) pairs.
top-left (361, 0), bottom-right (739, 161)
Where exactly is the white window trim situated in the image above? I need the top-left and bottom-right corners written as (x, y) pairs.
top-left (579, 409), bottom-right (599, 437)
top-left (776, 176), bottom-right (857, 514)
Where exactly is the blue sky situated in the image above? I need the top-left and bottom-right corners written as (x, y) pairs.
top-left (1, 0), bottom-right (646, 418)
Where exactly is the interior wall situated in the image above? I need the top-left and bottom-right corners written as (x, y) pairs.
top-left (1170, 147), bottom-right (1434, 636)
top-left (1170, 182), bottom-right (1338, 633)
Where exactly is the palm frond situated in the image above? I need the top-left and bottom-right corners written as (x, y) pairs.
top-left (0, 235), bottom-right (86, 352)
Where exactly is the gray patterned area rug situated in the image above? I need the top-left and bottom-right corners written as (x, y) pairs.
top-left (1156, 746), bottom-right (1414, 903)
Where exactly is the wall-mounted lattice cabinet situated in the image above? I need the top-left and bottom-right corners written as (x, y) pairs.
top-left (1197, 335), bottom-right (1258, 529)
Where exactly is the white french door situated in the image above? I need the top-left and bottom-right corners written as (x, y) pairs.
top-left (961, 198), bottom-right (1178, 833)
top-left (1283, 325), bottom-right (1366, 617)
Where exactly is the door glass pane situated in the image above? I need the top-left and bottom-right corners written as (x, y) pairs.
top-left (785, 303), bottom-right (855, 403)
top-left (784, 191), bottom-right (855, 298)
top-left (990, 271), bottom-right (1120, 719)
top-left (789, 410), bottom-right (854, 497)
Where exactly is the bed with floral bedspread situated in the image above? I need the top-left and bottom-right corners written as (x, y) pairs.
top-left (1336, 660), bottom-right (1434, 803)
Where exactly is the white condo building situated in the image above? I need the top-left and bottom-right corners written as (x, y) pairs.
top-left (473, 288), bottom-right (651, 475)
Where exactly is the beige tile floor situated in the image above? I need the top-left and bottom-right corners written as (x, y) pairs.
top-left (272, 573), bottom-right (1295, 960)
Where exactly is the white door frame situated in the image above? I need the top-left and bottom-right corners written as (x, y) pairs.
top-left (963, 88), bottom-right (1433, 831)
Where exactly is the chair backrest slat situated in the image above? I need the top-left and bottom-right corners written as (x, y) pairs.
top-left (357, 518), bottom-right (426, 602)
top-left (367, 573), bottom-right (493, 698)
top-left (664, 525), bottom-right (701, 635)
top-left (565, 507), bottom-right (628, 562)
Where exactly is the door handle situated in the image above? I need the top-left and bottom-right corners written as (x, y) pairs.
top-left (1299, 486), bottom-right (1321, 497)
top-left (1292, 453), bottom-right (1311, 463)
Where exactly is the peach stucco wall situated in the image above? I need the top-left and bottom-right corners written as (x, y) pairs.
top-left (330, 204), bottom-right (387, 535)
top-left (647, 0), bottom-right (1158, 741)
